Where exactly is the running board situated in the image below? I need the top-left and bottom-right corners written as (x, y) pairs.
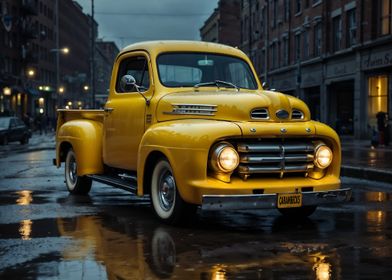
top-left (88, 174), bottom-right (137, 193)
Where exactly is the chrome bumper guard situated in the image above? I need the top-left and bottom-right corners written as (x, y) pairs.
top-left (201, 188), bottom-right (352, 211)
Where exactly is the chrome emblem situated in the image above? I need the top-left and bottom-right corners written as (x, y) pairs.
top-left (280, 128), bottom-right (287, 133)
top-left (306, 128), bottom-right (311, 133)
top-left (276, 109), bottom-right (289, 119)
top-left (250, 128), bottom-right (256, 133)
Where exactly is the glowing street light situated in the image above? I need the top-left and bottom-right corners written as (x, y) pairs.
top-left (83, 85), bottom-right (89, 91)
top-left (3, 87), bottom-right (11, 96)
top-left (50, 47), bottom-right (70, 54)
top-left (59, 86), bottom-right (65, 94)
top-left (27, 69), bottom-right (35, 78)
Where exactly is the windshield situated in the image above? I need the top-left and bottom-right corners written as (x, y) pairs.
top-left (0, 118), bottom-right (10, 129)
top-left (157, 53), bottom-right (258, 89)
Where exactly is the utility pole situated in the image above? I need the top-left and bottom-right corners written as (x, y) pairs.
top-left (55, 0), bottom-right (60, 108)
top-left (90, 0), bottom-right (95, 108)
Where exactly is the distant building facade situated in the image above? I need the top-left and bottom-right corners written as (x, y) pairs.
top-left (0, 0), bottom-right (113, 121)
top-left (236, 0), bottom-right (392, 140)
top-left (200, 0), bottom-right (241, 47)
top-left (95, 40), bottom-right (119, 108)
top-left (200, 0), bottom-right (392, 139)
top-left (0, 0), bottom-right (42, 119)
top-left (59, 0), bottom-right (96, 110)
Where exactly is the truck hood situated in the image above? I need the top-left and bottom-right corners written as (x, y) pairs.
top-left (156, 90), bottom-right (311, 122)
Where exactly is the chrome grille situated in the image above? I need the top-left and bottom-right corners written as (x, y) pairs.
top-left (292, 109), bottom-right (304, 120)
top-left (165, 104), bottom-right (217, 116)
top-left (236, 140), bottom-right (315, 179)
top-left (251, 108), bottom-right (269, 119)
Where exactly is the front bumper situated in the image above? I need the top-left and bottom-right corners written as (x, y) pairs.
top-left (201, 188), bottom-right (352, 211)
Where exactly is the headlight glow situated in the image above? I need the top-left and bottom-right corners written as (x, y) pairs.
top-left (218, 146), bottom-right (239, 172)
top-left (210, 143), bottom-right (239, 173)
top-left (314, 145), bottom-right (333, 169)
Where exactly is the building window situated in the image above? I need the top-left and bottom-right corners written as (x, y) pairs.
top-left (380, 0), bottom-right (392, 35)
top-left (314, 23), bottom-right (322, 56)
top-left (260, 7), bottom-right (264, 38)
top-left (272, 0), bottom-right (277, 28)
top-left (295, 33), bottom-right (301, 61)
top-left (283, 37), bottom-right (289, 65)
top-left (271, 42), bottom-right (277, 69)
top-left (368, 76), bottom-right (389, 121)
top-left (332, 16), bottom-right (342, 52)
top-left (284, 0), bottom-right (290, 21)
top-left (303, 29), bottom-right (309, 59)
top-left (295, 0), bottom-right (301, 14)
top-left (347, 9), bottom-right (357, 47)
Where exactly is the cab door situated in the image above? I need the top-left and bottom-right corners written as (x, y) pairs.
top-left (103, 52), bottom-right (152, 171)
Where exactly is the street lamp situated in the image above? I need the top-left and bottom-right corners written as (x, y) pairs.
top-left (50, 47), bottom-right (70, 108)
top-left (50, 47), bottom-right (69, 54)
top-left (83, 85), bottom-right (89, 91)
top-left (3, 87), bottom-right (11, 96)
top-left (27, 69), bottom-right (35, 78)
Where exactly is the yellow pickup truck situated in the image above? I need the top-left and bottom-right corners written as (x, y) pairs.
top-left (55, 41), bottom-right (351, 224)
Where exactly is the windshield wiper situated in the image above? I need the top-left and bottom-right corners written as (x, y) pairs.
top-left (194, 80), bottom-right (240, 92)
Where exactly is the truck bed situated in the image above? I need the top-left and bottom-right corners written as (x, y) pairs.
top-left (56, 109), bottom-right (104, 131)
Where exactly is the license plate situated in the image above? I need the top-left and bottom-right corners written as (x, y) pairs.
top-left (277, 193), bottom-right (302, 208)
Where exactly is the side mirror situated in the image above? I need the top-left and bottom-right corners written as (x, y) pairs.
top-left (120, 74), bottom-right (137, 92)
top-left (262, 81), bottom-right (269, 90)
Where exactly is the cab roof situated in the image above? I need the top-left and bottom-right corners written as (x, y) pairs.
top-left (118, 40), bottom-right (247, 60)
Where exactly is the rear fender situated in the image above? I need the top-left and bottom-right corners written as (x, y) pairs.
top-left (56, 120), bottom-right (104, 176)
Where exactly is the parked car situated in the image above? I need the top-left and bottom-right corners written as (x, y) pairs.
top-left (0, 116), bottom-right (31, 145)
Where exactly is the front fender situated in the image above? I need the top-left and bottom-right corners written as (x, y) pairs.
top-left (56, 120), bottom-right (104, 176)
top-left (137, 119), bottom-right (242, 200)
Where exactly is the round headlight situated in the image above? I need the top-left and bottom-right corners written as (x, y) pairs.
top-left (211, 143), bottom-right (239, 173)
top-left (314, 145), bottom-right (333, 169)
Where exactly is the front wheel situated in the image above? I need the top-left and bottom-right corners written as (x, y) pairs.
top-left (278, 205), bottom-right (317, 218)
top-left (150, 159), bottom-right (196, 225)
top-left (65, 148), bottom-right (92, 195)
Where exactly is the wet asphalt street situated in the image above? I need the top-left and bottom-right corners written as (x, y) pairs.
top-left (1, 149), bottom-right (392, 280)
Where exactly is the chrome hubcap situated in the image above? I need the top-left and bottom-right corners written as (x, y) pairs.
top-left (158, 171), bottom-right (175, 211)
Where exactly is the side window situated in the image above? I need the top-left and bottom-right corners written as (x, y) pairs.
top-left (116, 56), bottom-right (150, 93)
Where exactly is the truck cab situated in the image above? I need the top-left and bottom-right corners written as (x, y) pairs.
top-left (55, 41), bottom-right (351, 224)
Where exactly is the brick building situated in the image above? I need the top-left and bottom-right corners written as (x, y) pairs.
top-left (200, 0), bottom-right (241, 47)
top-left (0, 0), bottom-right (41, 119)
top-left (95, 40), bottom-right (119, 108)
top-left (0, 0), bottom-right (106, 121)
top-left (237, 0), bottom-right (392, 140)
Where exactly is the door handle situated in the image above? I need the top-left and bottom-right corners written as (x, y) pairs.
top-left (104, 107), bottom-right (114, 113)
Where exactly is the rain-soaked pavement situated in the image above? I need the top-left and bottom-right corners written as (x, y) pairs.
top-left (1, 149), bottom-right (392, 279)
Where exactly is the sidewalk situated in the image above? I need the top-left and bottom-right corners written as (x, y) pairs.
top-left (0, 132), bottom-right (55, 157)
top-left (341, 138), bottom-right (392, 183)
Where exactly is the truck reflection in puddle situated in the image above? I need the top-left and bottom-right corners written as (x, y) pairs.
top-left (57, 215), bottom-right (337, 280)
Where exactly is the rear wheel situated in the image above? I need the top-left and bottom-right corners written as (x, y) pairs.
top-left (1, 135), bottom-right (8, 145)
top-left (150, 159), bottom-right (196, 225)
top-left (20, 135), bottom-right (29, 145)
top-left (65, 148), bottom-right (92, 195)
top-left (278, 206), bottom-right (317, 218)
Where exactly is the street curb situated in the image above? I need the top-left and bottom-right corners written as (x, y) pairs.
top-left (341, 165), bottom-right (392, 184)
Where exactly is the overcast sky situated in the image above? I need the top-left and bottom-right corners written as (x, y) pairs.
top-left (75, 0), bottom-right (219, 50)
